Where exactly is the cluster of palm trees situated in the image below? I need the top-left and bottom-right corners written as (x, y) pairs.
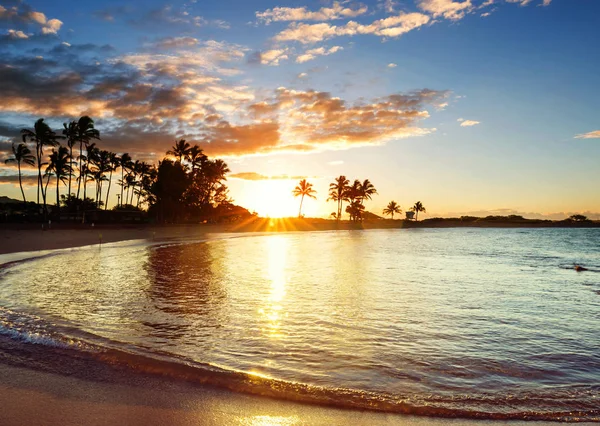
top-left (326, 176), bottom-right (377, 222)
top-left (5, 118), bottom-right (231, 223)
top-left (5, 117), bottom-right (155, 218)
top-left (382, 200), bottom-right (427, 220)
top-left (290, 176), bottom-right (427, 221)
top-left (291, 176), bottom-right (378, 221)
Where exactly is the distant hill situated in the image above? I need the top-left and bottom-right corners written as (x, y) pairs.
top-left (363, 211), bottom-right (383, 220)
top-left (0, 196), bottom-right (21, 205)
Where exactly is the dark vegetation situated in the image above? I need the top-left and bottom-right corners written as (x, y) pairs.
top-left (2, 117), bottom-right (253, 224)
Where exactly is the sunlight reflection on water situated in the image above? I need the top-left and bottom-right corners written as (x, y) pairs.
top-left (1, 228), bottom-right (600, 415)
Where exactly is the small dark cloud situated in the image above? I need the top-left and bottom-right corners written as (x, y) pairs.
top-left (247, 51), bottom-right (262, 65)
top-left (92, 6), bottom-right (132, 22)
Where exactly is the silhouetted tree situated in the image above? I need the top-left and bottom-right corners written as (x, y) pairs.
top-left (151, 159), bottom-right (189, 222)
top-left (21, 118), bottom-right (60, 216)
top-left (5, 142), bottom-right (35, 204)
top-left (167, 139), bottom-right (191, 163)
top-left (383, 201), bottom-right (402, 219)
top-left (412, 201), bottom-right (426, 221)
top-left (118, 153), bottom-right (132, 207)
top-left (74, 116), bottom-right (100, 200)
top-left (293, 179), bottom-right (317, 217)
top-left (328, 175), bottom-right (349, 221)
top-left (46, 146), bottom-right (73, 213)
top-left (62, 120), bottom-right (78, 197)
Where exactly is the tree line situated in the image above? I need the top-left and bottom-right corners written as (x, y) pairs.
top-left (291, 176), bottom-right (426, 221)
top-left (4, 117), bottom-right (232, 223)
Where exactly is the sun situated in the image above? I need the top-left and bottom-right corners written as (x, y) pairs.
top-left (251, 180), bottom-right (298, 218)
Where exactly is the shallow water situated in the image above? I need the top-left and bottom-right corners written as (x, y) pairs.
top-left (1, 228), bottom-right (599, 420)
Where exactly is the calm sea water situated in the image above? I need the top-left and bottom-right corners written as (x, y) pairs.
top-left (1, 228), bottom-right (599, 420)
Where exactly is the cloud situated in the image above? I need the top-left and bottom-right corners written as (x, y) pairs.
top-left (273, 12), bottom-right (431, 44)
top-left (417, 0), bottom-right (473, 21)
top-left (0, 1), bottom-right (63, 35)
top-left (260, 49), bottom-right (289, 65)
top-left (388, 63), bottom-right (397, 68)
top-left (125, 5), bottom-right (229, 30)
top-left (151, 37), bottom-right (199, 50)
top-left (506, 0), bottom-right (551, 6)
top-left (82, 87), bottom-right (448, 159)
top-left (229, 172), bottom-right (309, 181)
top-left (459, 119), bottom-right (480, 127)
top-left (296, 46), bottom-right (342, 63)
top-left (256, 2), bottom-right (368, 24)
top-left (574, 130), bottom-right (600, 140)
top-left (0, 173), bottom-right (38, 186)
top-left (328, 160), bottom-right (344, 166)
top-left (5, 29), bottom-right (28, 39)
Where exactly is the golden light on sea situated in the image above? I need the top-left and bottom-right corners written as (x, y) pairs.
top-left (259, 236), bottom-right (289, 338)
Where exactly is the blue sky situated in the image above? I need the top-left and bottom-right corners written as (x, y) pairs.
top-left (0, 0), bottom-right (599, 218)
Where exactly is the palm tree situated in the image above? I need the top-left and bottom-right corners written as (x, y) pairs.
top-left (75, 116), bottom-right (100, 200)
top-left (383, 201), bottom-right (402, 219)
top-left (104, 152), bottom-right (119, 210)
top-left (412, 201), bottom-right (426, 221)
top-left (62, 120), bottom-right (78, 197)
top-left (292, 179), bottom-right (317, 217)
top-left (119, 153), bottom-right (132, 206)
top-left (21, 118), bottom-right (60, 213)
top-left (360, 179), bottom-right (377, 205)
top-left (327, 175), bottom-right (349, 221)
top-left (167, 139), bottom-right (191, 162)
top-left (46, 146), bottom-right (73, 213)
top-left (92, 150), bottom-right (112, 206)
top-left (186, 145), bottom-right (207, 171)
top-left (83, 143), bottom-right (99, 203)
top-left (5, 143), bottom-right (35, 204)
top-left (345, 200), bottom-right (365, 222)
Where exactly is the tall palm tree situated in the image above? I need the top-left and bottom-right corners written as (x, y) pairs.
top-left (75, 116), bottom-right (100, 200)
top-left (186, 145), bottom-right (207, 171)
top-left (119, 153), bottom-right (132, 207)
top-left (360, 179), bottom-right (377, 205)
top-left (21, 118), bottom-right (60, 213)
top-left (327, 175), bottom-right (349, 221)
top-left (5, 143), bottom-right (35, 204)
top-left (292, 179), bottom-right (317, 217)
top-left (62, 120), bottom-right (78, 197)
top-left (383, 201), bottom-right (402, 219)
top-left (104, 152), bottom-right (119, 210)
top-left (93, 150), bottom-right (112, 206)
top-left (412, 201), bottom-right (426, 221)
top-left (83, 142), bottom-right (99, 203)
top-left (167, 139), bottom-right (191, 162)
top-left (46, 146), bottom-right (73, 213)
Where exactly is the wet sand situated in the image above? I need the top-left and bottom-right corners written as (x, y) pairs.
top-left (0, 363), bottom-right (561, 426)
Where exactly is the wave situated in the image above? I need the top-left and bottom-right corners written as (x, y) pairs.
top-left (0, 307), bottom-right (598, 422)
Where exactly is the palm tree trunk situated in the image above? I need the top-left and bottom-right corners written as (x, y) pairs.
top-left (105, 170), bottom-right (113, 210)
top-left (77, 141), bottom-right (83, 199)
top-left (416, 211), bottom-right (419, 221)
top-left (18, 162), bottom-right (26, 204)
top-left (56, 176), bottom-right (60, 215)
top-left (120, 168), bottom-right (124, 207)
top-left (299, 194), bottom-right (304, 217)
top-left (37, 145), bottom-right (42, 205)
top-left (68, 145), bottom-right (73, 197)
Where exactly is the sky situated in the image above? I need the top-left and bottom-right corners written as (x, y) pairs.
top-left (0, 0), bottom-right (599, 219)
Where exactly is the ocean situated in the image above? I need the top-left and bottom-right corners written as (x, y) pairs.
top-left (1, 228), bottom-right (599, 421)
